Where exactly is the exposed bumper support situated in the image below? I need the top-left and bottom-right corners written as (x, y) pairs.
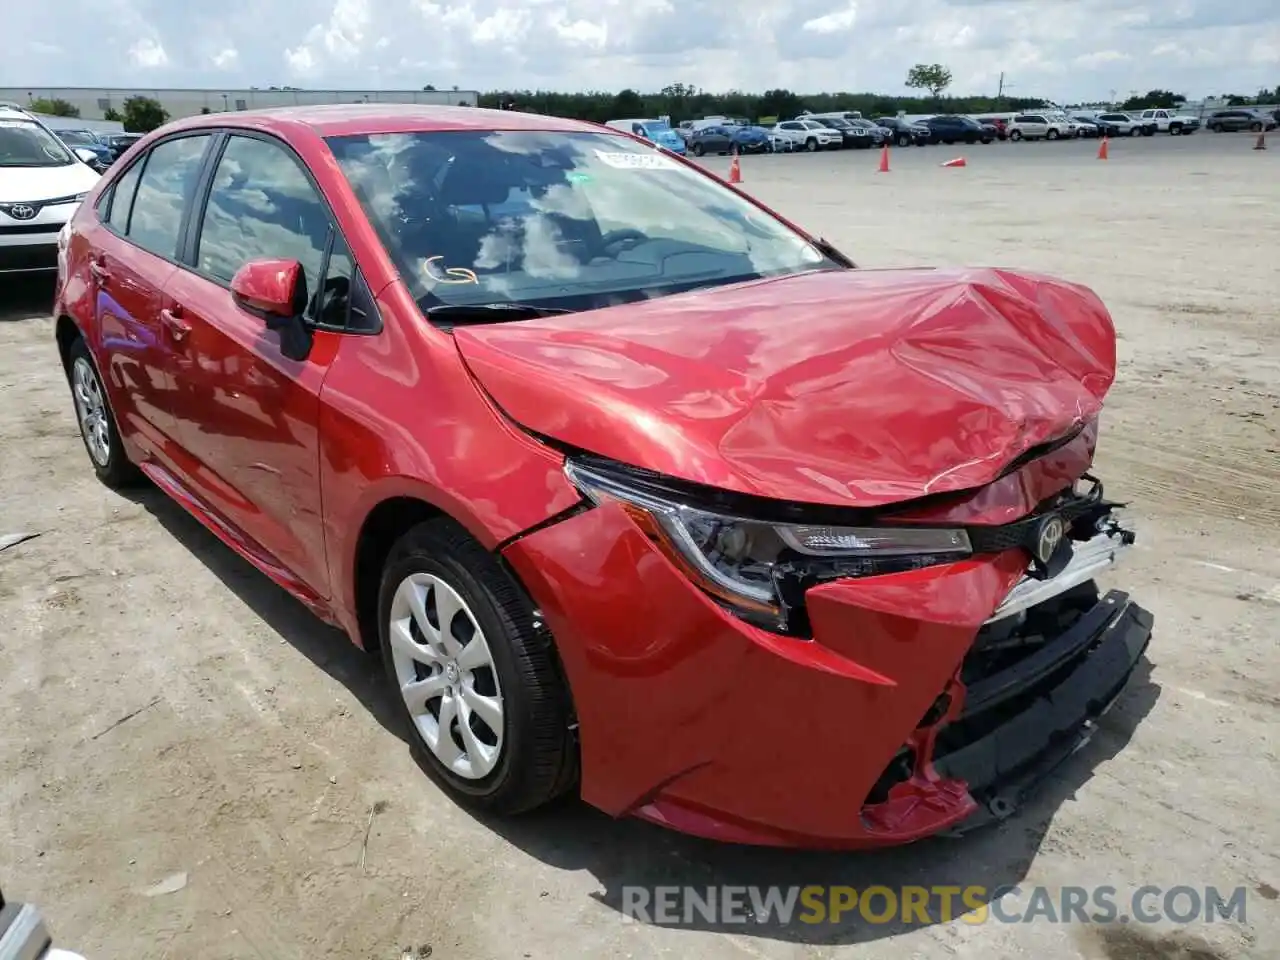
top-left (986, 529), bottom-right (1131, 624)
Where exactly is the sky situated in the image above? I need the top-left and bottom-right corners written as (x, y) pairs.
top-left (6, 0), bottom-right (1280, 101)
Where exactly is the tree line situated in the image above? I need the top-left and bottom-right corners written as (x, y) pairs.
top-left (23, 72), bottom-right (1280, 135)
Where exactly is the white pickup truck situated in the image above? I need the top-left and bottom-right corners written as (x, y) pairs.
top-left (1139, 109), bottom-right (1201, 135)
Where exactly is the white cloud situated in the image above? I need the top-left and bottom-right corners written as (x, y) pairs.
top-left (2, 0), bottom-right (1279, 100)
top-left (127, 36), bottom-right (168, 69)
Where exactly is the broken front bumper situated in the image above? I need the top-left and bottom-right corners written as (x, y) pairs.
top-left (504, 504), bottom-right (1152, 849)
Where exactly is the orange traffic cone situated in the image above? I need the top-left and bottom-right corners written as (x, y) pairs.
top-left (728, 153), bottom-right (742, 183)
top-left (1097, 136), bottom-right (1109, 160)
top-left (1254, 132), bottom-right (1266, 150)
top-left (877, 144), bottom-right (890, 172)
top-left (941, 156), bottom-right (966, 168)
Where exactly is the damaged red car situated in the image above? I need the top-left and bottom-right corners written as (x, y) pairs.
top-left (54, 105), bottom-right (1152, 848)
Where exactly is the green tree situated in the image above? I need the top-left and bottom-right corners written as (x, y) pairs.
top-left (103, 107), bottom-right (123, 122)
top-left (758, 88), bottom-right (803, 121)
top-left (28, 97), bottom-right (80, 117)
top-left (905, 63), bottom-right (953, 99)
top-left (1121, 89), bottom-right (1185, 110)
top-left (613, 88), bottom-right (644, 116)
top-left (121, 95), bottom-right (169, 133)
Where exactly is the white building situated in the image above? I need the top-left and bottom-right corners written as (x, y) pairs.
top-left (0, 86), bottom-right (480, 122)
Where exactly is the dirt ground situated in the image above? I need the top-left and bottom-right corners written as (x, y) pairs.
top-left (2, 132), bottom-right (1278, 960)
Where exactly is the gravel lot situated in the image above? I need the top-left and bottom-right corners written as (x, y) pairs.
top-left (2, 132), bottom-right (1277, 960)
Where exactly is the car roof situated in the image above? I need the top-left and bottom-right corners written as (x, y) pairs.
top-left (160, 103), bottom-right (601, 140)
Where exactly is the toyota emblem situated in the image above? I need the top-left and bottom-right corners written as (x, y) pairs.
top-left (1034, 514), bottom-right (1066, 565)
top-left (8, 204), bottom-right (37, 221)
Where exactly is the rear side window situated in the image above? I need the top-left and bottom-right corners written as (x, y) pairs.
top-left (194, 134), bottom-right (330, 304)
top-left (128, 135), bottom-right (212, 259)
top-left (105, 160), bottom-right (143, 232)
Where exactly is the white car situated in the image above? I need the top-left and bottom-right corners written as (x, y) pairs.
top-left (0, 104), bottom-right (101, 276)
top-left (1006, 113), bottom-right (1073, 141)
top-left (1139, 108), bottom-right (1200, 135)
top-left (1092, 112), bottom-right (1155, 137)
top-left (771, 119), bottom-right (842, 152)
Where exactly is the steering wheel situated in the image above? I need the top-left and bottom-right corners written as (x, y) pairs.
top-left (598, 228), bottom-right (649, 253)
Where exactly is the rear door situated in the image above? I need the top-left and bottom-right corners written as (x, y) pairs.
top-left (82, 133), bottom-right (215, 464)
top-left (159, 131), bottom-right (372, 597)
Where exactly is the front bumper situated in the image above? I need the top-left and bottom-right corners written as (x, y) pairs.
top-left (504, 504), bottom-right (1151, 848)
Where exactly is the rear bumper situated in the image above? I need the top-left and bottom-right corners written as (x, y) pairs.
top-left (504, 504), bottom-right (1151, 849)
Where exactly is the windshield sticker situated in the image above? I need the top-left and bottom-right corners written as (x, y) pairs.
top-left (593, 150), bottom-right (678, 170)
top-left (567, 172), bottom-right (592, 183)
top-left (423, 256), bottom-right (478, 284)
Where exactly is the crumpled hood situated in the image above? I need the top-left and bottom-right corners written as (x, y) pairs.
top-left (452, 266), bottom-right (1117, 507)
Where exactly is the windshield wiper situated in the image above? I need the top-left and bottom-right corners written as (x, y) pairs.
top-left (426, 302), bottom-right (575, 325)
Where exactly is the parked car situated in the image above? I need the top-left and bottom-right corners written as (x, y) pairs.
top-left (729, 125), bottom-right (773, 154)
top-left (103, 132), bottom-right (144, 160)
top-left (1067, 116), bottom-right (1100, 137)
top-left (809, 116), bottom-right (874, 148)
top-left (922, 115), bottom-right (993, 144)
top-left (975, 116), bottom-right (1010, 140)
top-left (53, 104), bottom-right (1152, 849)
top-left (604, 118), bottom-right (688, 155)
top-left (0, 103), bottom-right (101, 275)
top-left (1007, 113), bottom-right (1073, 140)
top-left (687, 124), bottom-right (738, 156)
top-left (771, 118), bottom-right (842, 151)
top-left (1205, 109), bottom-right (1275, 133)
top-left (1091, 112), bottom-right (1155, 136)
top-left (875, 116), bottom-right (932, 146)
top-left (843, 118), bottom-right (891, 146)
top-left (1139, 108), bottom-right (1200, 135)
top-left (52, 129), bottom-right (114, 169)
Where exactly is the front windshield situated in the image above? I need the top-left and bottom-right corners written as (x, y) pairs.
top-left (58, 130), bottom-right (98, 145)
top-left (0, 118), bottom-right (76, 167)
top-left (327, 129), bottom-right (834, 313)
top-left (644, 121), bottom-right (673, 134)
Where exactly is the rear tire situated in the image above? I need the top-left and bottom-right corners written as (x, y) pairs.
top-left (692, 142), bottom-right (704, 156)
top-left (377, 518), bottom-right (578, 815)
top-left (67, 337), bottom-right (143, 490)
top-left (1047, 129), bottom-right (1059, 140)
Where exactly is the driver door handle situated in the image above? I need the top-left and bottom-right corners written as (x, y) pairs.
top-left (160, 306), bottom-right (191, 341)
top-left (88, 260), bottom-right (110, 283)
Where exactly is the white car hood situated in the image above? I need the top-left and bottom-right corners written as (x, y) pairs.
top-left (0, 162), bottom-right (100, 203)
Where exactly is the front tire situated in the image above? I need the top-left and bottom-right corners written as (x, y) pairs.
top-left (1170, 124), bottom-right (1182, 135)
top-left (1129, 126), bottom-right (1141, 137)
top-left (897, 133), bottom-right (911, 147)
top-left (805, 137), bottom-right (818, 152)
top-left (67, 337), bottom-right (142, 489)
top-left (1010, 129), bottom-right (1023, 141)
top-left (377, 518), bottom-right (578, 814)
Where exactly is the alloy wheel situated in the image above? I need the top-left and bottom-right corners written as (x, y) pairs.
top-left (72, 357), bottom-right (111, 467)
top-left (387, 572), bottom-right (505, 780)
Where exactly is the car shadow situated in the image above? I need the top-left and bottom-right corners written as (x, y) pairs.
top-left (119, 480), bottom-right (1161, 946)
top-left (469, 659), bottom-right (1160, 945)
top-left (0, 277), bottom-right (55, 321)
top-left (120, 483), bottom-right (407, 742)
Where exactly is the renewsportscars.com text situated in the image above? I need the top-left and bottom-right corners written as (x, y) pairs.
top-left (622, 885), bottom-right (1249, 926)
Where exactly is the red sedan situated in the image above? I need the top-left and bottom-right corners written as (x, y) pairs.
top-left (53, 105), bottom-right (1151, 848)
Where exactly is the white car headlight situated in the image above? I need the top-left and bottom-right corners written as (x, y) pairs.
top-left (565, 459), bottom-right (972, 633)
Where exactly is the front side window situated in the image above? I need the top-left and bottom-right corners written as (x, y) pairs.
top-left (0, 118), bottom-right (76, 168)
top-left (327, 130), bottom-right (833, 316)
top-left (195, 134), bottom-right (330, 306)
top-left (128, 135), bottom-right (212, 259)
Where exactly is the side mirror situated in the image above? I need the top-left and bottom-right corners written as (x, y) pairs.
top-left (230, 258), bottom-right (313, 362)
top-left (73, 147), bottom-right (98, 165)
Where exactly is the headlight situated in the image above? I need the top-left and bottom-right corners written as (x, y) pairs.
top-left (565, 460), bottom-right (972, 633)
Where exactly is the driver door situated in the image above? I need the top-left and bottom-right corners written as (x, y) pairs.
top-left (160, 132), bottom-right (355, 598)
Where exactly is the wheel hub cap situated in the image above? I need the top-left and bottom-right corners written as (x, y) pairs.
top-left (387, 573), bottom-right (505, 780)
